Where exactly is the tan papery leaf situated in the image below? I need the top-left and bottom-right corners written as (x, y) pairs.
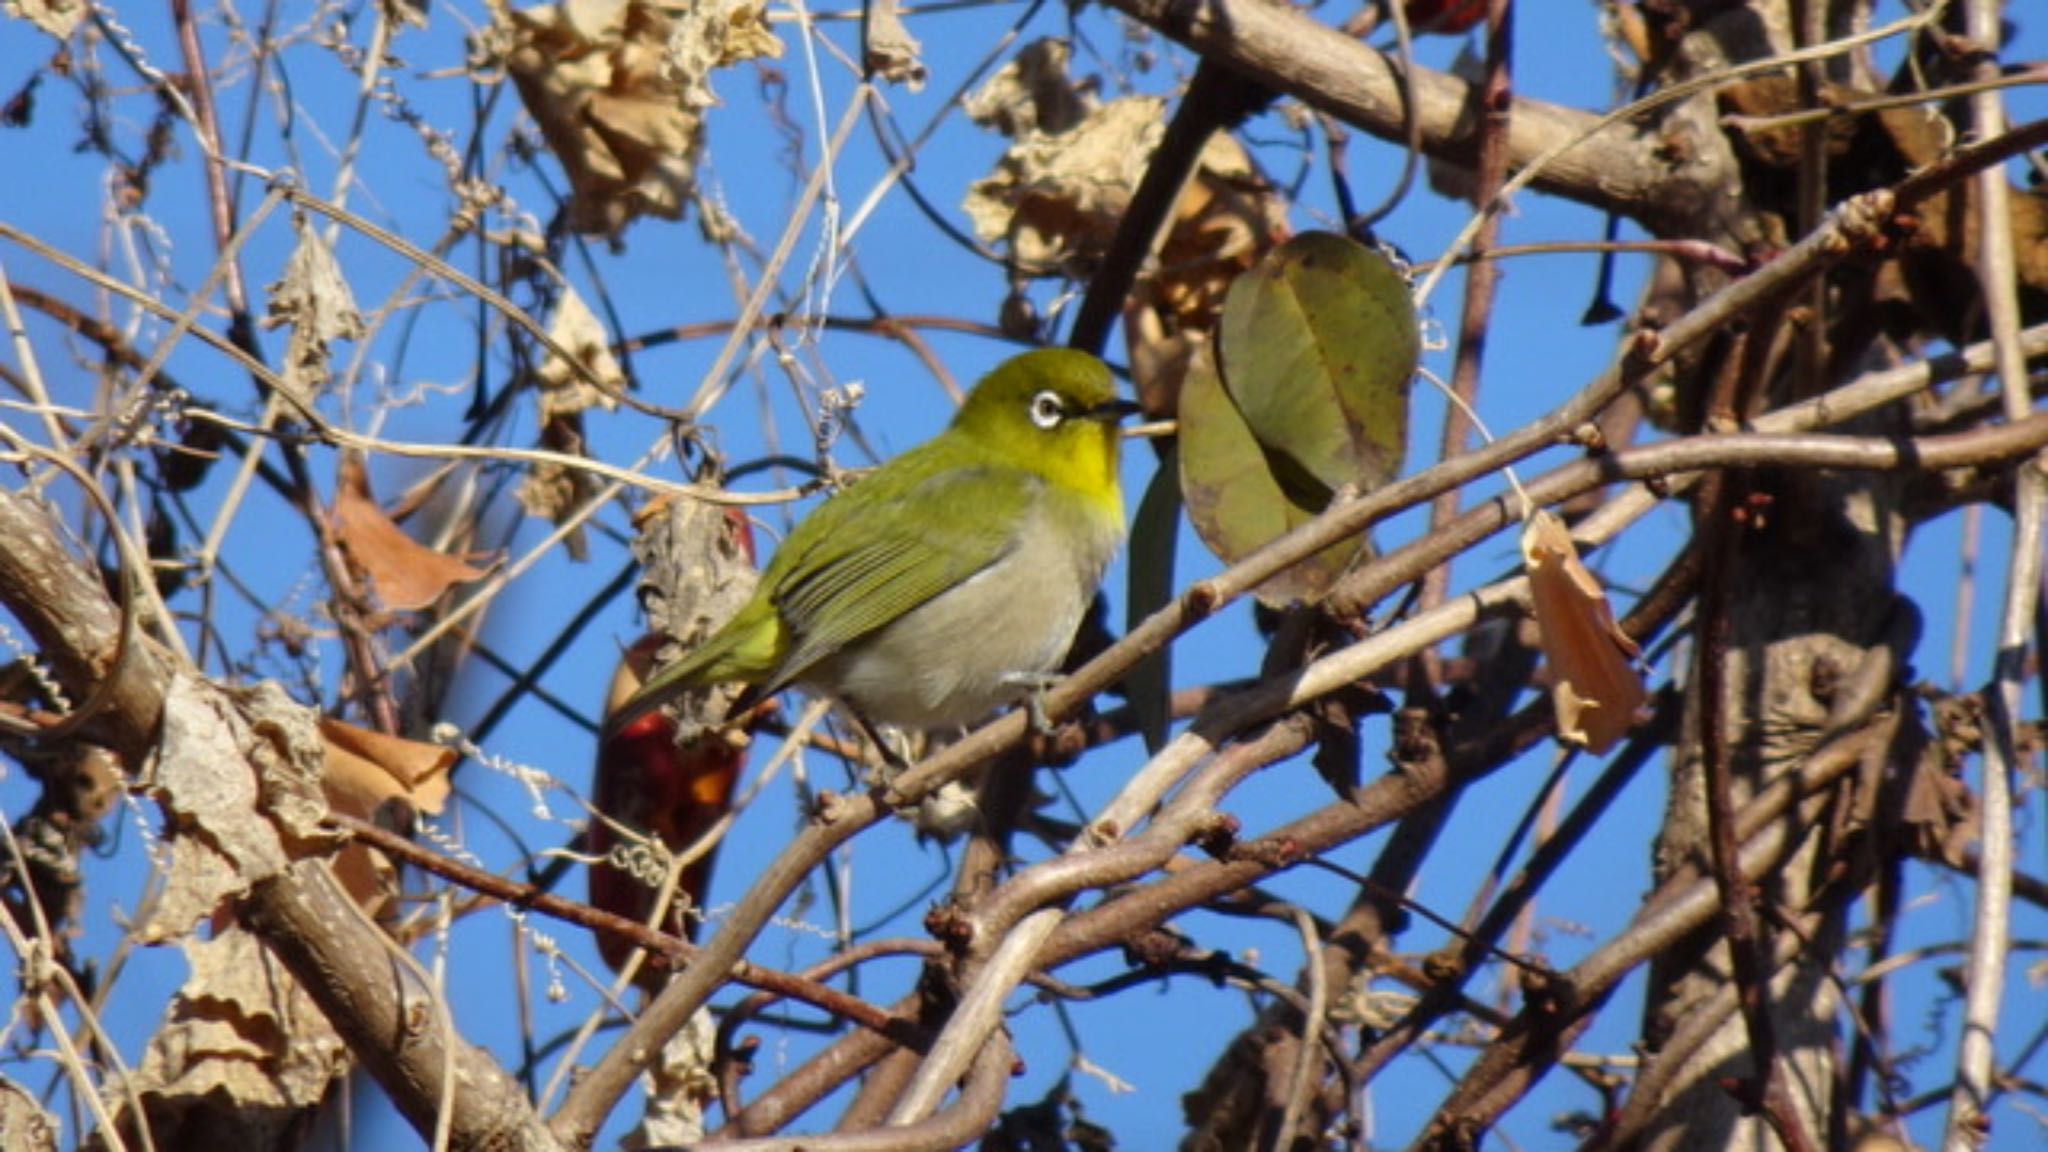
top-left (127, 927), bottom-right (348, 1142)
top-left (0, 1076), bottom-right (56, 1152)
top-left (535, 285), bottom-right (622, 419)
top-left (319, 718), bottom-right (453, 816)
top-left (497, 0), bottom-right (780, 236)
top-left (962, 42), bottom-right (1284, 415)
top-left (1520, 510), bottom-right (1645, 755)
top-left (142, 678), bottom-right (334, 942)
top-left (261, 214), bottom-right (364, 402)
top-left (5, 0), bottom-right (85, 39)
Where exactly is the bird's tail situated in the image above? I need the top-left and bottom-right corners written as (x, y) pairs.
top-left (601, 600), bottom-right (783, 741)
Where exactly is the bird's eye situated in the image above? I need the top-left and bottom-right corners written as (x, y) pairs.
top-left (1028, 390), bottom-right (1066, 430)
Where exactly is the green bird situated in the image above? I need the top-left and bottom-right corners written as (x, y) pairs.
top-left (612, 348), bottom-right (1136, 738)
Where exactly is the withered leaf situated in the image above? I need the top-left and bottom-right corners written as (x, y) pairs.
top-left (861, 0), bottom-right (925, 91)
top-left (142, 677), bottom-right (334, 942)
top-left (319, 718), bottom-right (452, 817)
top-left (961, 38), bottom-right (1091, 138)
top-left (498, 0), bottom-right (781, 236)
top-left (964, 94), bottom-right (1165, 274)
top-left (261, 214), bottom-right (363, 403)
top-left (1520, 511), bottom-right (1645, 755)
top-left (964, 43), bottom-right (1288, 416)
top-left (1124, 127), bottom-right (1289, 417)
top-left (1903, 740), bottom-right (1977, 869)
top-left (128, 926), bottom-right (349, 1143)
top-left (0, 1076), bottom-right (55, 1152)
top-left (319, 717), bottom-right (452, 915)
top-left (331, 453), bottom-right (493, 612)
top-left (535, 284), bottom-right (622, 420)
top-left (5, 0), bottom-right (85, 39)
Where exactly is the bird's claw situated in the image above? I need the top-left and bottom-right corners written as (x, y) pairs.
top-left (1008, 673), bottom-right (1064, 737)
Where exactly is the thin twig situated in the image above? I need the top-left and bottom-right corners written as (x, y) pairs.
top-left (1945, 5), bottom-right (2037, 1146)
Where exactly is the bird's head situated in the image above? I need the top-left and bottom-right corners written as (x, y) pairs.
top-left (952, 349), bottom-right (1137, 495)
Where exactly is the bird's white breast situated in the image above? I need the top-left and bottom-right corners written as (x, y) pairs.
top-left (809, 493), bottom-right (1122, 731)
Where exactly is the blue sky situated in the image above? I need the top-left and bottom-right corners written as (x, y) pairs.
top-left (3, 1), bottom-right (2046, 1148)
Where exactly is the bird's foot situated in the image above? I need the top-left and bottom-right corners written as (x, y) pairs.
top-left (1006, 673), bottom-right (1064, 737)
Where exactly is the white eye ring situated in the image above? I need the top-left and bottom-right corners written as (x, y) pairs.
top-left (1028, 390), bottom-right (1066, 430)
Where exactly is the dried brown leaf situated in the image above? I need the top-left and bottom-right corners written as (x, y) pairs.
top-left (380, 0), bottom-right (428, 29)
top-left (667, 0), bottom-right (782, 99)
top-left (1125, 131), bottom-right (1289, 415)
top-left (318, 718), bottom-right (453, 817)
top-left (4, 0), bottom-right (85, 38)
top-left (961, 38), bottom-right (1091, 138)
top-left (1903, 739), bottom-right (1977, 869)
top-left (1520, 511), bottom-right (1645, 755)
top-left (318, 717), bottom-right (452, 914)
top-left (517, 411), bottom-right (598, 560)
top-left (261, 215), bottom-right (363, 402)
top-left (861, 0), bottom-right (925, 91)
top-left (127, 927), bottom-right (349, 1144)
top-left (535, 285), bottom-right (621, 420)
top-left (331, 454), bottom-right (493, 612)
top-left (499, 0), bottom-right (780, 236)
top-left (143, 677), bottom-right (336, 942)
top-left (0, 1076), bottom-right (56, 1152)
top-left (965, 95), bottom-right (1166, 273)
top-left (516, 455), bottom-right (594, 560)
top-left (963, 44), bottom-right (1283, 414)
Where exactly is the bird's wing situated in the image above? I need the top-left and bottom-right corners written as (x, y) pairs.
top-left (762, 463), bottom-right (1041, 694)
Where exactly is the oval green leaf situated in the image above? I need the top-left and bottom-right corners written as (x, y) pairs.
top-left (1217, 231), bottom-right (1416, 500)
top-left (1178, 343), bottom-right (1365, 605)
top-left (1177, 232), bottom-right (1415, 605)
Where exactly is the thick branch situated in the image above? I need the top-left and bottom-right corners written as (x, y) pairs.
top-left (1098, 0), bottom-right (1694, 225)
top-left (0, 487), bottom-right (560, 1152)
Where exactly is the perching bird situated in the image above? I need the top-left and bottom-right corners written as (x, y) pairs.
top-left (610, 348), bottom-right (1135, 738)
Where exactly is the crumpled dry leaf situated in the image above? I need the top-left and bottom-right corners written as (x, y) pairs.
top-left (320, 718), bottom-right (453, 815)
top-left (143, 677), bottom-right (336, 942)
top-left (498, 0), bottom-right (781, 236)
top-left (331, 453), bottom-right (493, 612)
top-left (380, 0), bottom-right (429, 29)
top-left (1520, 511), bottom-right (1645, 755)
top-left (4, 0), bottom-right (84, 38)
top-left (1125, 130), bottom-right (1290, 416)
top-left (622, 1009), bottom-right (717, 1148)
top-left (536, 285), bottom-right (622, 420)
top-left (964, 41), bottom-right (1286, 415)
top-left (516, 455), bottom-right (595, 561)
top-left (261, 215), bottom-right (364, 402)
top-left (965, 95), bottom-right (1165, 275)
top-left (961, 38), bottom-right (1092, 138)
top-left (667, 0), bottom-right (783, 105)
top-left (861, 0), bottom-right (924, 90)
top-left (1906, 701), bottom-right (1979, 868)
top-left (319, 718), bottom-right (453, 915)
top-left (0, 1076), bottom-right (56, 1152)
top-left (127, 926), bottom-right (349, 1145)
top-left (516, 407), bottom-right (599, 560)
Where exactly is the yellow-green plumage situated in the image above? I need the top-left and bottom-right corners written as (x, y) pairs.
top-left (612, 348), bottom-right (1131, 735)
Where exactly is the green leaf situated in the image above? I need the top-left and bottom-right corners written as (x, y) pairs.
top-left (1218, 231), bottom-right (1416, 500)
top-left (1179, 344), bottom-right (1361, 605)
top-left (1178, 232), bottom-right (1416, 605)
top-left (1124, 448), bottom-right (1182, 753)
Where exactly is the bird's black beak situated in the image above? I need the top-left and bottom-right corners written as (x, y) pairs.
top-left (1087, 398), bottom-right (1143, 423)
